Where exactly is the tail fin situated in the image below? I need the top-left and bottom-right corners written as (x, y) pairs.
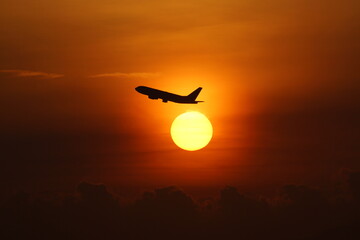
top-left (187, 87), bottom-right (202, 100)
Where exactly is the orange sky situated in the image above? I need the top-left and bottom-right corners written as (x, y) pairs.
top-left (1, 0), bottom-right (360, 192)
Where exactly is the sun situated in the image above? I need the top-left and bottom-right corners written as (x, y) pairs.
top-left (170, 111), bottom-right (213, 151)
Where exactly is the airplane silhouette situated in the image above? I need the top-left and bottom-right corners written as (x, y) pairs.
top-left (135, 86), bottom-right (203, 104)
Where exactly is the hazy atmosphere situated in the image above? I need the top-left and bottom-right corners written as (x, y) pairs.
top-left (1, 0), bottom-right (360, 239)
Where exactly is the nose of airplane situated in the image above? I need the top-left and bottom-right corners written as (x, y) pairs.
top-left (135, 86), bottom-right (145, 93)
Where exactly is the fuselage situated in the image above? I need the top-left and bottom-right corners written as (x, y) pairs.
top-left (135, 86), bottom-right (201, 104)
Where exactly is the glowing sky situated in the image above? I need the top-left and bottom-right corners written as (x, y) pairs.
top-left (1, 0), bottom-right (359, 192)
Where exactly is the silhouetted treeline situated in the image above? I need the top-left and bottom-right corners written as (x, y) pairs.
top-left (1, 170), bottom-right (360, 240)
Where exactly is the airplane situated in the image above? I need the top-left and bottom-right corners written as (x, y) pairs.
top-left (135, 86), bottom-right (204, 104)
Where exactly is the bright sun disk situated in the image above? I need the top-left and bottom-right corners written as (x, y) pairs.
top-left (170, 111), bottom-right (213, 151)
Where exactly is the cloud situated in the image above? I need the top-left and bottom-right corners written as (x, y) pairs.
top-left (89, 72), bottom-right (160, 80)
top-left (0, 69), bottom-right (64, 79)
top-left (77, 182), bottom-right (115, 204)
top-left (134, 186), bottom-right (197, 217)
top-left (280, 184), bottom-right (325, 207)
top-left (2, 181), bottom-right (360, 240)
top-left (342, 169), bottom-right (360, 201)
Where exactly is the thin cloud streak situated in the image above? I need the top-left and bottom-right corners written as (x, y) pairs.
top-left (90, 72), bottom-right (161, 80)
top-left (0, 69), bottom-right (64, 79)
